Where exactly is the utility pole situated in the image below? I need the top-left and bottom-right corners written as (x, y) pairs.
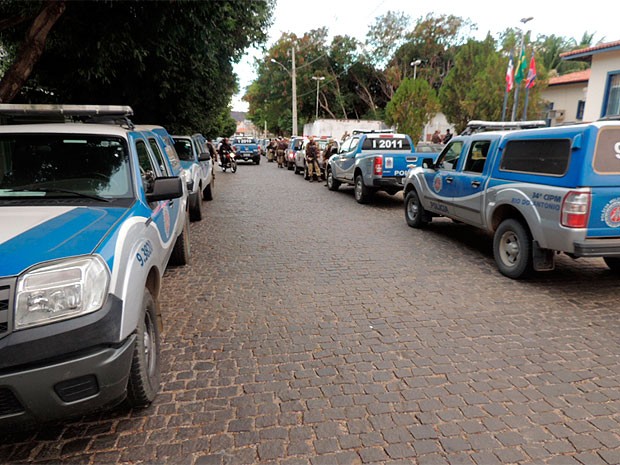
top-left (291, 46), bottom-right (297, 135)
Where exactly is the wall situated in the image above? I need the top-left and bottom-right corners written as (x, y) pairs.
top-left (543, 83), bottom-right (587, 125)
top-left (583, 49), bottom-right (620, 121)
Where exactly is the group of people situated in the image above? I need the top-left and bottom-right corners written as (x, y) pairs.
top-left (265, 135), bottom-right (338, 183)
top-left (431, 129), bottom-right (453, 144)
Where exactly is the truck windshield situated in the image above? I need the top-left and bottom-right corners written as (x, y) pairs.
top-left (0, 134), bottom-right (132, 199)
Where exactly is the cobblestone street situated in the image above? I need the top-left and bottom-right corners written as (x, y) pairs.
top-left (2, 159), bottom-right (620, 465)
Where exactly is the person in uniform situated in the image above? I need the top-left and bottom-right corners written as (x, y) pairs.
top-left (276, 137), bottom-right (287, 168)
top-left (266, 138), bottom-right (277, 162)
top-left (305, 136), bottom-right (322, 182)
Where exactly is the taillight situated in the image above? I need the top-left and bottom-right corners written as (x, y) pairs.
top-left (561, 191), bottom-right (591, 228)
top-left (374, 156), bottom-right (383, 176)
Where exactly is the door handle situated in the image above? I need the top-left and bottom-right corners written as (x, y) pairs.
top-left (471, 181), bottom-right (480, 188)
top-left (445, 177), bottom-right (453, 183)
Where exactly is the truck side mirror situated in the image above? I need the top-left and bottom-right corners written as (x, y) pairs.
top-left (422, 158), bottom-right (435, 169)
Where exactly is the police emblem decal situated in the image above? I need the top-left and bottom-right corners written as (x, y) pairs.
top-left (433, 174), bottom-right (442, 193)
top-left (602, 198), bottom-right (620, 228)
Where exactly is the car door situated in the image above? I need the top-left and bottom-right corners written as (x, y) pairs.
top-left (450, 139), bottom-right (493, 224)
top-left (421, 140), bottom-right (464, 215)
top-left (333, 136), bottom-right (360, 182)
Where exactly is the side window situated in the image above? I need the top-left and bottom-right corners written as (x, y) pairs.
top-left (340, 138), bottom-right (352, 153)
top-left (148, 138), bottom-right (170, 175)
top-left (464, 141), bottom-right (491, 174)
top-left (437, 141), bottom-right (464, 170)
top-left (136, 140), bottom-right (159, 194)
top-left (500, 139), bottom-right (571, 175)
top-left (348, 137), bottom-right (360, 154)
top-left (603, 72), bottom-right (620, 118)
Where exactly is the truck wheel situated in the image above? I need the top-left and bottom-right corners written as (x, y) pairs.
top-left (126, 288), bottom-right (161, 407)
top-left (169, 211), bottom-right (190, 266)
top-left (326, 168), bottom-right (340, 191)
top-left (255, 157), bottom-right (260, 165)
top-left (493, 219), bottom-right (532, 279)
top-left (603, 257), bottom-right (620, 272)
top-left (404, 189), bottom-right (429, 228)
top-left (303, 166), bottom-right (309, 180)
top-left (203, 176), bottom-right (214, 201)
top-left (189, 191), bottom-right (202, 222)
top-left (354, 174), bottom-right (372, 204)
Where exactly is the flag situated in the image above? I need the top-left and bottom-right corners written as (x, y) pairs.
top-left (505, 53), bottom-right (514, 92)
top-left (514, 48), bottom-right (527, 85)
top-left (525, 54), bottom-right (537, 89)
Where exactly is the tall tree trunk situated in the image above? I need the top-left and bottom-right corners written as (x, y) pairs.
top-left (0, 1), bottom-right (66, 103)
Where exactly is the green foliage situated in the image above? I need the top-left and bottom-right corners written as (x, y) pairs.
top-left (0, 0), bottom-right (274, 135)
top-left (385, 77), bottom-right (439, 142)
top-left (439, 37), bottom-right (505, 132)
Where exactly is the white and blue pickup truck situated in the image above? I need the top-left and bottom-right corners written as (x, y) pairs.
top-left (231, 135), bottom-right (260, 165)
top-left (326, 130), bottom-right (440, 203)
top-left (172, 133), bottom-right (214, 222)
top-left (403, 119), bottom-right (620, 278)
top-left (0, 104), bottom-right (190, 427)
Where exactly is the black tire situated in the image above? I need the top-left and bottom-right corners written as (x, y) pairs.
top-left (221, 164), bottom-right (227, 172)
top-left (493, 219), bottom-right (533, 279)
top-left (203, 176), bottom-right (214, 201)
top-left (254, 157), bottom-right (260, 165)
top-left (404, 189), bottom-right (429, 228)
top-left (354, 173), bottom-right (372, 204)
top-left (189, 191), bottom-right (202, 222)
top-left (126, 288), bottom-right (161, 407)
top-left (169, 211), bottom-right (190, 266)
top-left (603, 257), bottom-right (620, 272)
top-left (326, 168), bottom-right (340, 191)
top-left (231, 161), bottom-right (237, 173)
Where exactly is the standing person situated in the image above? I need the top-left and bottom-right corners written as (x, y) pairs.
top-left (431, 130), bottom-right (442, 144)
top-left (305, 136), bottom-right (322, 182)
top-left (443, 129), bottom-right (453, 144)
top-left (266, 138), bottom-right (277, 162)
top-left (276, 137), bottom-right (287, 168)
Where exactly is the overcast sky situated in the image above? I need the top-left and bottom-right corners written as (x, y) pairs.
top-left (232, 0), bottom-right (618, 111)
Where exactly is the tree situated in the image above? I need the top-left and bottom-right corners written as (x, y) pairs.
top-left (439, 37), bottom-right (505, 132)
top-left (385, 77), bottom-right (439, 142)
top-left (0, 0), bottom-right (274, 134)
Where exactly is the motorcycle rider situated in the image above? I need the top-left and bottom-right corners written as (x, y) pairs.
top-left (218, 137), bottom-right (235, 167)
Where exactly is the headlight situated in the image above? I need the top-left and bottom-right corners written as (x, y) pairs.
top-left (15, 256), bottom-right (110, 330)
top-left (181, 169), bottom-right (191, 184)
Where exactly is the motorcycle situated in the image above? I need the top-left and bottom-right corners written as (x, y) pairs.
top-left (220, 151), bottom-right (237, 173)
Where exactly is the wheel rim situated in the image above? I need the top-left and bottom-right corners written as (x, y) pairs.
top-left (498, 230), bottom-right (520, 267)
top-left (327, 171), bottom-right (333, 188)
top-left (355, 178), bottom-right (362, 200)
top-left (143, 311), bottom-right (157, 377)
top-left (407, 196), bottom-right (418, 221)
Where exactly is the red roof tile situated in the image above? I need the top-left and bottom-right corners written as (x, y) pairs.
top-left (561, 40), bottom-right (620, 58)
top-left (548, 69), bottom-right (591, 86)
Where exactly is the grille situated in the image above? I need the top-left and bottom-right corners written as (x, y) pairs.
top-left (0, 280), bottom-right (14, 338)
top-left (0, 388), bottom-right (24, 416)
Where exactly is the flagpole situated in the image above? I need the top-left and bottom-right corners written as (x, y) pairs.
top-left (511, 17), bottom-right (533, 121)
top-left (501, 90), bottom-right (510, 121)
top-left (522, 88), bottom-right (530, 121)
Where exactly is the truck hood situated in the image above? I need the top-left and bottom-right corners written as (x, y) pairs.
top-left (0, 206), bottom-right (127, 277)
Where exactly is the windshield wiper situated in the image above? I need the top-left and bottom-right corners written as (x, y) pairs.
top-left (7, 187), bottom-right (111, 202)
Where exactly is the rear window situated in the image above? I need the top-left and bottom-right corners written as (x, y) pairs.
top-left (593, 127), bottom-right (620, 174)
top-left (500, 139), bottom-right (571, 176)
top-left (362, 136), bottom-right (411, 151)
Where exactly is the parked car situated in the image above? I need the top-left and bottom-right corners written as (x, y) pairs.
top-left (415, 142), bottom-right (444, 153)
top-left (231, 136), bottom-right (260, 164)
top-left (0, 103), bottom-right (190, 427)
top-left (285, 136), bottom-right (306, 170)
top-left (172, 133), bottom-right (214, 221)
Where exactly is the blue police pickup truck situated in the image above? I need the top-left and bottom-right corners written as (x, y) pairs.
top-left (0, 104), bottom-right (190, 427)
top-left (403, 119), bottom-right (620, 278)
top-left (231, 135), bottom-right (260, 165)
top-left (326, 130), bottom-right (439, 203)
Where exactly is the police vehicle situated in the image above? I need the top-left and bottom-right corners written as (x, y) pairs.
top-left (326, 130), bottom-right (439, 204)
top-left (403, 119), bottom-right (620, 278)
top-left (0, 104), bottom-right (190, 426)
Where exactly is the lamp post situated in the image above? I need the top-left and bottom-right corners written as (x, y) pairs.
top-left (271, 47), bottom-right (298, 136)
top-left (410, 59), bottom-right (421, 79)
top-left (510, 16), bottom-right (533, 121)
top-left (311, 76), bottom-right (325, 120)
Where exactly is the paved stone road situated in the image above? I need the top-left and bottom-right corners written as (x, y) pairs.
top-left (2, 158), bottom-right (620, 465)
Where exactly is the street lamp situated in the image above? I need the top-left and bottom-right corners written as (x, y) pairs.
top-left (270, 47), bottom-right (298, 135)
top-left (410, 59), bottom-right (421, 79)
top-left (311, 76), bottom-right (325, 120)
top-left (510, 16), bottom-right (534, 121)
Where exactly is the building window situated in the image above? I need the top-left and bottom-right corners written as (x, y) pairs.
top-left (576, 100), bottom-right (585, 120)
top-left (603, 72), bottom-right (620, 118)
